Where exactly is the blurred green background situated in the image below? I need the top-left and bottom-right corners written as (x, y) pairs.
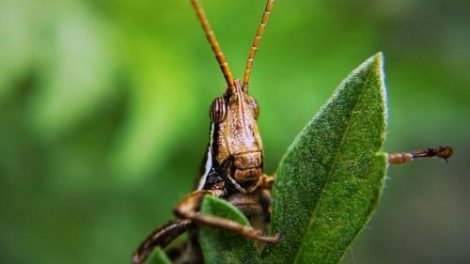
top-left (0, 0), bottom-right (468, 263)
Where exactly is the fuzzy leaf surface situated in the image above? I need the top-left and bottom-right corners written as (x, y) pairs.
top-left (199, 195), bottom-right (262, 264)
top-left (263, 53), bottom-right (388, 264)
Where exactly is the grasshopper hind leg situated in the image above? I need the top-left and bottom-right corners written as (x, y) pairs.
top-left (132, 219), bottom-right (192, 264)
top-left (388, 146), bottom-right (453, 165)
top-left (164, 228), bottom-right (203, 264)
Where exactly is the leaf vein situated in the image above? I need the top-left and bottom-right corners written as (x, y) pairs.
top-left (292, 69), bottom-right (373, 263)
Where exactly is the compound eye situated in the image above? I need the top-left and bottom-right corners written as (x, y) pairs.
top-left (249, 97), bottom-right (260, 120)
top-left (210, 97), bottom-right (227, 123)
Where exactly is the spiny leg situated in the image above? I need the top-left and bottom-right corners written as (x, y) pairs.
top-left (258, 175), bottom-right (275, 237)
top-left (174, 190), bottom-right (281, 244)
top-left (388, 146), bottom-right (453, 165)
top-left (132, 219), bottom-right (192, 264)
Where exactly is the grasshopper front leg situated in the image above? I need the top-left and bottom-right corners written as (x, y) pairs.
top-left (261, 174), bottom-right (275, 190)
top-left (174, 190), bottom-right (281, 244)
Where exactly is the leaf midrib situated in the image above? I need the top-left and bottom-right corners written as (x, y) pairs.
top-left (292, 70), bottom-right (373, 264)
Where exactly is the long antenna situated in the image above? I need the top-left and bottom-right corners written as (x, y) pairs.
top-left (243, 0), bottom-right (275, 89)
top-left (191, 0), bottom-right (235, 88)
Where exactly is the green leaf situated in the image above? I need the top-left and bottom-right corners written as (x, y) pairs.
top-left (263, 53), bottom-right (388, 263)
top-left (199, 195), bottom-right (262, 264)
top-left (148, 247), bottom-right (172, 264)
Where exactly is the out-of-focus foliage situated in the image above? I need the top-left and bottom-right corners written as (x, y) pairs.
top-left (0, 0), bottom-right (468, 263)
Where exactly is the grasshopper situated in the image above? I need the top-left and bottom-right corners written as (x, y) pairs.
top-left (133, 1), bottom-right (278, 263)
top-left (132, 0), bottom-right (453, 263)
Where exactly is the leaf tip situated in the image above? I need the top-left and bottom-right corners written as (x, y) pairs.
top-left (373, 51), bottom-right (384, 63)
top-left (369, 52), bottom-right (385, 76)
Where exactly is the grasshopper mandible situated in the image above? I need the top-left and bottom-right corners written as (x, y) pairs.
top-left (132, 0), bottom-right (453, 263)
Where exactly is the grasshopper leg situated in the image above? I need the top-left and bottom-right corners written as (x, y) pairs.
top-left (260, 174), bottom-right (275, 190)
top-left (132, 219), bottom-right (192, 264)
top-left (174, 190), bottom-right (281, 244)
top-left (388, 146), bottom-right (453, 165)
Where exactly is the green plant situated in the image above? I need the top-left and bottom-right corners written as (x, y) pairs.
top-left (150, 53), bottom-right (387, 264)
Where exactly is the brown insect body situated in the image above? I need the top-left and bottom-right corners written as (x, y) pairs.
top-left (132, 1), bottom-right (278, 263)
top-left (196, 78), bottom-right (274, 241)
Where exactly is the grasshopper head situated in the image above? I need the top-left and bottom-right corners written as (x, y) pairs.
top-left (209, 79), bottom-right (263, 185)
